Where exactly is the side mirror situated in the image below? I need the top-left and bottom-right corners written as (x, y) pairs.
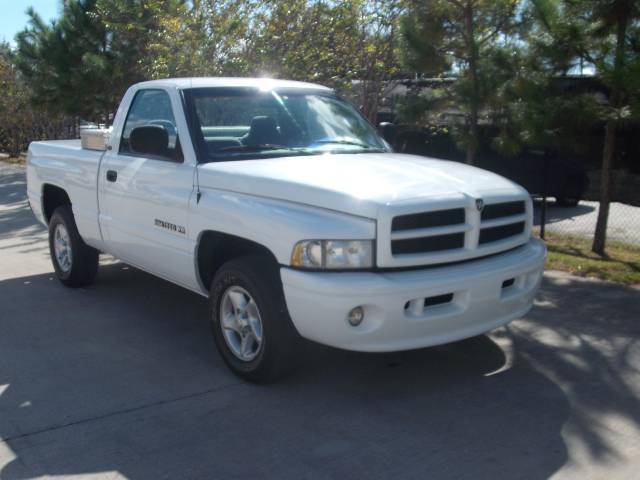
top-left (378, 122), bottom-right (397, 145)
top-left (130, 125), bottom-right (169, 157)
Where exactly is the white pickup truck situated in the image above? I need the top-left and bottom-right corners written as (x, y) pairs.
top-left (27, 78), bottom-right (545, 382)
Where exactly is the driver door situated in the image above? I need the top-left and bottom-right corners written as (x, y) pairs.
top-left (98, 88), bottom-right (199, 290)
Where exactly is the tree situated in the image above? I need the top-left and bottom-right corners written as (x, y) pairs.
top-left (187, 0), bottom-right (260, 76)
top-left (350, 0), bottom-right (405, 122)
top-left (251, 1), bottom-right (362, 89)
top-left (401, 0), bottom-right (519, 164)
top-left (476, 13), bottom-right (601, 160)
top-left (14, 0), bottom-right (198, 121)
top-left (95, 0), bottom-right (193, 80)
top-left (15, 0), bottom-right (116, 120)
top-left (0, 42), bottom-right (73, 156)
top-left (250, 0), bottom-right (405, 122)
top-left (531, 0), bottom-right (640, 254)
top-left (0, 43), bottom-right (27, 156)
top-left (14, 0), bottom-right (407, 125)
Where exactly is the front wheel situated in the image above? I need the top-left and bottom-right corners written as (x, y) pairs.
top-left (48, 205), bottom-right (99, 287)
top-left (209, 254), bottom-right (300, 383)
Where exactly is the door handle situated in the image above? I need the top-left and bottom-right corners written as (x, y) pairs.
top-left (106, 170), bottom-right (118, 182)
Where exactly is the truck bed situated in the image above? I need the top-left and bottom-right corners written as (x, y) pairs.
top-left (27, 140), bottom-right (106, 250)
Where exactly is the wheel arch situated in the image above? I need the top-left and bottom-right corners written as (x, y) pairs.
top-left (41, 183), bottom-right (72, 224)
top-left (195, 230), bottom-right (281, 292)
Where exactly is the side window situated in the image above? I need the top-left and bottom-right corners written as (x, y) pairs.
top-left (119, 89), bottom-right (183, 161)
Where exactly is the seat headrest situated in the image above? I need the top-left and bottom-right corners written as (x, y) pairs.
top-left (244, 116), bottom-right (281, 145)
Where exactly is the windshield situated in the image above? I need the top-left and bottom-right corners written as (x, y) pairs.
top-left (184, 87), bottom-right (390, 162)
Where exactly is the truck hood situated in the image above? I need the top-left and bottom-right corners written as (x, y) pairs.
top-left (198, 153), bottom-right (527, 218)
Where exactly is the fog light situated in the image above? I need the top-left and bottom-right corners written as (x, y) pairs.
top-left (347, 306), bottom-right (365, 326)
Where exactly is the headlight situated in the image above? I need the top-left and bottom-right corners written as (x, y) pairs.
top-left (291, 240), bottom-right (374, 270)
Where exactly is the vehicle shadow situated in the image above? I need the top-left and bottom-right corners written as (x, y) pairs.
top-left (0, 262), bottom-right (574, 479)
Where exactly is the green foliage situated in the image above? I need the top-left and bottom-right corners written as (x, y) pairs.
top-left (10, 0), bottom-right (405, 123)
top-left (251, 0), bottom-right (360, 88)
top-left (459, 0), bottom-right (639, 163)
top-left (483, 39), bottom-right (602, 158)
top-left (187, 0), bottom-right (261, 76)
top-left (15, 0), bottom-right (115, 119)
top-left (249, 0), bottom-right (405, 120)
top-left (401, 0), bottom-right (520, 163)
top-left (14, 0), bottom-right (191, 119)
top-left (0, 42), bottom-right (72, 156)
top-left (395, 88), bottom-right (447, 125)
top-left (529, 0), bottom-right (640, 107)
top-left (527, 0), bottom-right (640, 253)
top-left (95, 0), bottom-right (191, 80)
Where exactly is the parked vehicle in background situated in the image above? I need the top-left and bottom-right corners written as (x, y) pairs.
top-left (27, 78), bottom-right (546, 383)
top-left (475, 149), bottom-right (589, 207)
top-left (393, 127), bottom-right (589, 206)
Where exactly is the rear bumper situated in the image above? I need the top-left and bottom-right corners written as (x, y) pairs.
top-left (281, 238), bottom-right (545, 352)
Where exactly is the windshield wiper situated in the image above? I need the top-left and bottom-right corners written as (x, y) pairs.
top-left (312, 139), bottom-right (381, 150)
top-left (216, 144), bottom-right (293, 153)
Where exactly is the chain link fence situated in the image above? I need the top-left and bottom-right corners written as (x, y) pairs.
top-left (533, 170), bottom-right (640, 249)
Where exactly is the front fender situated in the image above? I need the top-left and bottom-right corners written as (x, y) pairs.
top-left (190, 189), bottom-right (376, 265)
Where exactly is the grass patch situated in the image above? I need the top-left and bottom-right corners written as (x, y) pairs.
top-left (541, 231), bottom-right (640, 285)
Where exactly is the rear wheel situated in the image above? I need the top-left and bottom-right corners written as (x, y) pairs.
top-left (556, 177), bottom-right (582, 207)
top-left (48, 205), bottom-right (99, 287)
top-left (209, 254), bottom-right (300, 383)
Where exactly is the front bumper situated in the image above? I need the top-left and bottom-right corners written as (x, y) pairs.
top-left (281, 238), bottom-right (546, 352)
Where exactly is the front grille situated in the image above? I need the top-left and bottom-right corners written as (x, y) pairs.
top-left (478, 200), bottom-right (527, 246)
top-left (479, 221), bottom-right (525, 244)
top-left (384, 197), bottom-right (529, 267)
top-left (392, 208), bottom-right (465, 231)
top-left (481, 201), bottom-right (525, 221)
top-left (392, 233), bottom-right (465, 255)
top-left (391, 207), bottom-right (466, 256)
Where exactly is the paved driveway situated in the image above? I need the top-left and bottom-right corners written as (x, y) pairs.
top-left (1, 161), bottom-right (639, 479)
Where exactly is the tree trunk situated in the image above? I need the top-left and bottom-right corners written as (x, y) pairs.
top-left (591, 10), bottom-right (628, 254)
top-left (466, 104), bottom-right (479, 165)
top-left (592, 120), bottom-right (615, 255)
top-left (464, 1), bottom-right (479, 165)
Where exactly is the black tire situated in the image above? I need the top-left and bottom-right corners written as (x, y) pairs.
top-left (209, 254), bottom-right (300, 383)
top-left (48, 205), bottom-right (99, 287)
top-left (556, 177), bottom-right (582, 207)
top-left (556, 196), bottom-right (580, 207)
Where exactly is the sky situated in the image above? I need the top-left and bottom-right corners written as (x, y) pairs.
top-left (0, 0), bottom-right (59, 45)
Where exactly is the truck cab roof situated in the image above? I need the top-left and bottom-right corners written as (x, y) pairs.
top-left (133, 77), bottom-right (333, 92)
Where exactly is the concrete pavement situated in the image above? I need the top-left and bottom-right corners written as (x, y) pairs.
top-left (1, 161), bottom-right (639, 479)
top-left (533, 199), bottom-right (640, 245)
